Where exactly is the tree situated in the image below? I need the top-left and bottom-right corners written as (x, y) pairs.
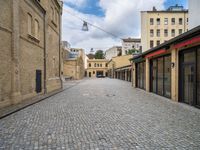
top-left (127, 48), bottom-right (140, 55)
top-left (95, 50), bottom-right (105, 59)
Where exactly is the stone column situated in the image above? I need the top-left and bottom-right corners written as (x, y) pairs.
top-left (171, 49), bottom-right (178, 101)
top-left (145, 58), bottom-right (150, 92)
top-left (11, 0), bottom-right (21, 104)
top-left (132, 62), bottom-right (136, 87)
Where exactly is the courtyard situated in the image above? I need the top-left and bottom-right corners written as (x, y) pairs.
top-left (0, 78), bottom-right (200, 149)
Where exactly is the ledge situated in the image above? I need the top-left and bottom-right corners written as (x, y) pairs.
top-left (28, 34), bottom-right (40, 43)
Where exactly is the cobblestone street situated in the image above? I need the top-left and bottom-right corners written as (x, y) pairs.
top-left (0, 78), bottom-right (200, 150)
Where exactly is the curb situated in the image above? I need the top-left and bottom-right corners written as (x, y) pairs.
top-left (0, 89), bottom-right (63, 119)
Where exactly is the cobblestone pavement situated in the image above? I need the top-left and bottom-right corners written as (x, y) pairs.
top-left (0, 78), bottom-right (200, 150)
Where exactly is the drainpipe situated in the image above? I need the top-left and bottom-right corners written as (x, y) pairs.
top-left (44, 11), bottom-right (47, 94)
top-left (59, 2), bottom-right (63, 89)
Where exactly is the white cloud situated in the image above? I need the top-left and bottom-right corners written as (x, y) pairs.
top-left (62, 0), bottom-right (166, 53)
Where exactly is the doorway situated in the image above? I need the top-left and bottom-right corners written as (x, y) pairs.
top-left (179, 50), bottom-right (196, 106)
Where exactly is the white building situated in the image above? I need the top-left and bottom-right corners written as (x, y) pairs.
top-left (105, 46), bottom-right (122, 60)
top-left (189, 0), bottom-right (200, 29)
top-left (122, 38), bottom-right (141, 55)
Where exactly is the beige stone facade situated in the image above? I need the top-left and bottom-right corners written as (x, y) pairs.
top-left (141, 6), bottom-right (188, 52)
top-left (107, 55), bottom-right (132, 82)
top-left (86, 59), bottom-right (109, 77)
top-left (0, 0), bottom-right (63, 108)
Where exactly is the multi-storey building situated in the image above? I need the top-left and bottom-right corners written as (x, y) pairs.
top-left (189, 0), bottom-right (200, 29)
top-left (0, 0), bottom-right (63, 109)
top-left (86, 59), bottom-right (109, 77)
top-left (122, 38), bottom-right (141, 55)
top-left (141, 5), bottom-right (188, 52)
top-left (105, 46), bottom-right (122, 60)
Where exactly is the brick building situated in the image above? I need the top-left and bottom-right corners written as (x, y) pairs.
top-left (0, 0), bottom-right (63, 108)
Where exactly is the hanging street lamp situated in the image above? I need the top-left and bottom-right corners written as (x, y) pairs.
top-left (82, 21), bottom-right (89, 31)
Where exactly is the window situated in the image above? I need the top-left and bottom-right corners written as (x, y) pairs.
top-left (179, 18), bottom-right (183, 25)
top-left (156, 29), bottom-right (160, 37)
top-left (97, 64), bottom-right (99, 67)
top-left (171, 18), bottom-right (175, 25)
top-left (34, 19), bottom-right (39, 39)
top-left (100, 64), bottom-right (102, 67)
top-left (136, 62), bottom-right (146, 89)
top-left (89, 63), bottom-right (91, 67)
top-left (94, 63), bottom-right (96, 67)
top-left (151, 55), bottom-right (171, 98)
top-left (150, 18), bottom-right (154, 25)
top-left (164, 29), bottom-right (168, 37)
top-left (28, 13), bottom-right (32, 35)
top-left (157, 40), bottom-right (160, 46)
top-left (179, 29), bottom-right (183, 35)
top-left (164, 18), bottom-right (168, 25)
top-left (93, 71), bottom-right (95, 74)
top-left (157, 18), bottom-right (160, 25)
top-left (150, 40), bottom-right (154, 48)
top-left (106, 63), bottom-right (108, 67)
top-left (171, 29), bottom-right (175, 37)
top-left (150, 29), bottom-right (154, 37)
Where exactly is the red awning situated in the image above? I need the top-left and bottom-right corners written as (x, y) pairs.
top-left (174, 36), bottom-right (200, 49)
top-left (145, 49), bottom-right (166, 58)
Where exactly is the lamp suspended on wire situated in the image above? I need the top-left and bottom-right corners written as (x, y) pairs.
top-left (82, 21), bottom-right (89, 31)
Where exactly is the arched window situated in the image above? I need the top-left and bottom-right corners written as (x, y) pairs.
top-left (89, 63), bottom-right (91, 67)
top-left (94, 63), bottom-right (96, 67)
top-left (28, 13), bottom-right (32, 35)
top-left (34, 19), bottom-right (39, 39)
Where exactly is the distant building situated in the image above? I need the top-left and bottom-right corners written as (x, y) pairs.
top-left (86, 59), bottom-right (109, 77)
top-left (105, 46), bottom-right (122, 60)
top-left (141, 5), bottom-right (188, 52)
top-left (189, 0), bottom-right (200, 29)
top-left (62, 47), bottom-right (85, 80)
top-left (0, 0), bottom-right (63, 109)
top-left (122, 38), bottom-right (141, 55)
top-left (107, 55), bottom-right (133, 82)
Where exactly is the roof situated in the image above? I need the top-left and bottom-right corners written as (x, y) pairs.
top-left (87, 59), bottom-right (109, 62)
top-left (122, 38), bottom-right (141, 43)
top-left (141, 10), bottom-right (188, 13)
top-left (131, 25), bottom-right (200, 61)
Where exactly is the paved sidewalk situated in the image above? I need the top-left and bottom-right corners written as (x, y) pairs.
top-left (0, 78), bottom-right (200, 150)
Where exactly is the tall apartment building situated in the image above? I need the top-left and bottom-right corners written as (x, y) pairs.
top-left (122, 38), bottom-right (141, 55)
top-left (141, 5), bottom-right (188, 52)
top-left (0, 0), bottom-right (63, 109)
top-left (105, 46), bottom-right (122, 60)
top-left (189, 0), bottom-right (200, 29)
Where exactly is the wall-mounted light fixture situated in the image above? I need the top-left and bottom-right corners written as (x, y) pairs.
top-left (171, 62), bottom-right (175, 68)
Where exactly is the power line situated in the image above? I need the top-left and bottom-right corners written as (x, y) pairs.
top-left (63, 8), bottom-right (123, 40)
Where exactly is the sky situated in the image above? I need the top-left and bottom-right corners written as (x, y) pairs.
top-left (62, 0), bottom-right (188, 53)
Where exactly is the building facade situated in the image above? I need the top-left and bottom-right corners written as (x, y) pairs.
top-left (0, 0), bottom-right (63, 108)
top-left (131, 25), bottom-right (200, 108)
top-left (122, 38), bottom-right (141, 55)
top-left (105, 46), bottom-right (122, 60)
top-left (141, 5), bottom-right (188, 52)
top-left (86, 59), bottom-right (108, 77)
top-left (62, 46), bottom-right (85, 80)
top-left (189, 0), bottom-right (200, 29)
top-left (107, 55), bottom-right (133, 82)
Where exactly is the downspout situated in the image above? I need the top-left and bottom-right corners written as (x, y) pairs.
top-left (44, 11), bottom-right (47, 94)
top-left (59, 2), bottom-right (63, 89)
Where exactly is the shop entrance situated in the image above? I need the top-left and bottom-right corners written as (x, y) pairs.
top-left (179, 49), bottom-right (200, 107)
